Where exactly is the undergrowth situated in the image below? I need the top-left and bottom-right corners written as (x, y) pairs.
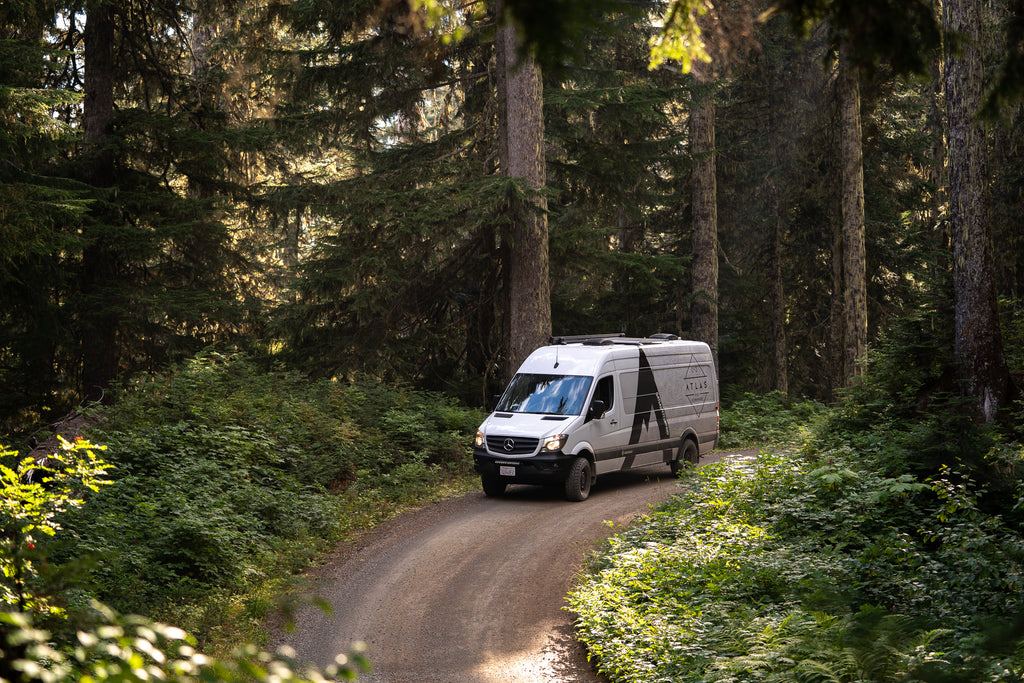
top-left (571, 304), bottom-right (1024, 681)
top-left (719, 391), bottom-right (827, 449)
top-left (5, 350), bottom-right (483, 652)
top-left (571, 443), bottom-right (1024, 682)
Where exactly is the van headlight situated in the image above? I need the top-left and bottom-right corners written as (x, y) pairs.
top-left (544, 434), bottom-right (568, 452)
top-left (475, 430), bottom-right (485, 448)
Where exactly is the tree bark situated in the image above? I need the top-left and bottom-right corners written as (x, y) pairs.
top-left (767, 195), bottom-right (788, 394)
top-left (829, 205), bottom-right (844, 401)
top-left (495, 6), bottom-right (551, 378)
top-left (617, 204), bottom-right (639, 330)
top-left (945, 0), bottom-right (1013, 421)
top-left (690, 62), bottom-right (718, 366)
top-left (80, 0), bottom-right (119, 401)
top-left (83, 3), bottom-right (114, 163)
top-left (838, 41), bottom-right (867, 384)
top-left (927, 0), bottom-right (946, 235)
top-left (765, 59), bottom-right (788, 395)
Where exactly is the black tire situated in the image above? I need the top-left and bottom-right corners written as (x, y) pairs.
top-left (564, 457), bottom-right (593, 502)
top-left (671, 439), bottom-right (699, 476)
top-left (482, 475), bottom-right (507, 497)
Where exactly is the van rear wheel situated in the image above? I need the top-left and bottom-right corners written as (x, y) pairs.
top-left (671, 439), bottom-right (699, 476)
top-left (482, 475), bottom-right (507, 497)
top-left (564, 457), bottom-right (592, 501)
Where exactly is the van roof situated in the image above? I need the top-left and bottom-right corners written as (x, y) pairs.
top-left (519, 336), bottom-right (711, 376)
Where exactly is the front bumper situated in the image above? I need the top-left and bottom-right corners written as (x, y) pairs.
top-left (473, 448), bottom-right (575, 485)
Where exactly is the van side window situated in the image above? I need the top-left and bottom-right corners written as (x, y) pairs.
top-left (593, 376), bottom-right (614, 413)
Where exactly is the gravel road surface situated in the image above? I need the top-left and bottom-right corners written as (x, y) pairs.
top-left (277, 451), bottom-right (734, 682)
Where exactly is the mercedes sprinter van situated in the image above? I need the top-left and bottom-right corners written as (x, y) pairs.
top-left (473, 334), bottom-right (719, 501)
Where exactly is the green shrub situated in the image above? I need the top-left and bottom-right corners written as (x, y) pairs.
top-left (0, 603), bottom-right (369, 682)
top-left (719, 391), bottom-right (827, 449)
top-left (570, 445), bottom-right (1024, 682)
top-left (573, 297), bottom-right (1024, 681)
top-left (0, 435), bottom-right (367, 682)
top-left (23, 351), bottom-right (482, 635)
top-left (0, 438), bottom-right (110, 616)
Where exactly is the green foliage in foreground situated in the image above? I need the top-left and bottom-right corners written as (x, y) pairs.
top-left (570, 444), bottom-right (1024, 682)
top-left (6, 351), bottom-right (482, 646)
top-left (0, 438), bottom-right (370, 681)
top-left (1, 439), bottom-right (110, 615)
top-left (0, 603), bottom-right (369, 683)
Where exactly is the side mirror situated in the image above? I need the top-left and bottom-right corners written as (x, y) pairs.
top-left (587, 399), bottom-right (606, 421)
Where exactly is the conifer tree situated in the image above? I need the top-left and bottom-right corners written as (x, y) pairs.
top-left (690, 59), bottom-right (718, 361)
top-left (838, 39), bottom-right (867, 384)
top-left (2, 0), bottom-right (257, 423)
top-left (544, 2), bottom-right (690, 338)
top-left (72, 0), bottom-right (254, 398)
top-left (272, 0), bottom-right (512, 394)
top-left (79, 0), bottom-right (118, 400)
top-left (496, 0), bottom-right (550, 377)
top-left (0, 2), bottom-right (88, 424)
top-left (945, 0), bottom-right (1013, 421)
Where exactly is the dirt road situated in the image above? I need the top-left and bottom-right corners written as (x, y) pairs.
top-left (277, 452), bottom-right (732, 682)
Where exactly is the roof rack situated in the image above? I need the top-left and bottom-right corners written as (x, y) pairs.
top-left (549, 333), bottom-right (625, 346)
top-left (548, 332), bottom-right (681, 346)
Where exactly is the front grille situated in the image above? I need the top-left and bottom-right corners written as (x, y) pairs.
top-left (486, 435), bottom-right (539, 455)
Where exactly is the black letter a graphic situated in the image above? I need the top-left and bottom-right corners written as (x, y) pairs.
top-left (629, 349), bottom-right (669, 444)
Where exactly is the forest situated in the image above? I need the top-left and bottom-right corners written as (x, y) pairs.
top-left (1, 0), bottom-right (1018, 427)
top-left (2, 0), bottom-right (1024, 680)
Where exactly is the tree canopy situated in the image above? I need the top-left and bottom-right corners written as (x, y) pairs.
top-left (0, 0), bottom-right (1021, 425)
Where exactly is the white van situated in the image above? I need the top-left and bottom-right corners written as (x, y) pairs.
top-left (473, 334), bottom-right (719, 501)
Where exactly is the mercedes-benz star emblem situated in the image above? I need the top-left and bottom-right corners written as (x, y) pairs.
top-left (503, 438), bottom-right (515, 452)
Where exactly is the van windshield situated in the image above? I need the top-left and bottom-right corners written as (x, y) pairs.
top-left (496, 374), bottom-right (593, 416)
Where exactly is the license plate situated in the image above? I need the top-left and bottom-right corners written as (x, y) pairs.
top-left (499, 466), bottom-right (516, 477)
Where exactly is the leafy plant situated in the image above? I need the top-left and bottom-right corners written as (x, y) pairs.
top-left (719, 391), bottom-right (827, 449)
top-left (0, 429), bottom-right (370, 682)
top-left (0, 601), bottom-right (369, 682)
top-left (570, 429), bottom-right (1024, 682)
top-left (11, 351), bottom-right (482, 646)
top-left (1, 438), bottom-right (110, 614)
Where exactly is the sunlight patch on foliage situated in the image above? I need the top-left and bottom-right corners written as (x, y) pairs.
top-left (569, 442), bottom-right (1024, 682)
top-left (1, 438), bottom-right (110, 614)
top-left (0, 601), bottom-right (369, 682)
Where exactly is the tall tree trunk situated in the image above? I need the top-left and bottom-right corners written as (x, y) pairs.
top-left (495, 6), bottom-right (550, 378)
top-left (283, 210), bottom-right (302, 304)
top-left (766, 60), bottom-right (788, 394)
top-left (927, 0), bottom-right (946, 235)
top-left (80, 0), bottom-right (119, 401)
top-left (690, 63), bottom-right (718, 366)
top-left (618, 202), bottom-right (641, 331)
top-left (838, 41), bottom-right (867, 384)
top-left (767, 193), bottom-right (788, 394)
top-left (945, 0), bottom-right (1013, 421)
top-left (829, 207), bottom-right (844, 400)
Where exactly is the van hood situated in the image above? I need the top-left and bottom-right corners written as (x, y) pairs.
top-left (480, 412), bottom-right (578, 438)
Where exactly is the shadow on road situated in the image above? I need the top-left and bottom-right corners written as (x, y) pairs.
top-left (540, 621), bottom-right (610, 683)
top-left (486, 467), bottom-right (680, 504)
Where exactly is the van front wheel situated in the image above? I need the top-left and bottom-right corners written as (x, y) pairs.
top-left (564, 457), bottom-right (593, 502)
